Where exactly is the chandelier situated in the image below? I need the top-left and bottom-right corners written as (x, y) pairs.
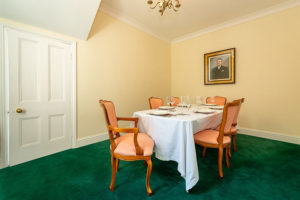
top-left (147, 0), bottom-right (181, 16)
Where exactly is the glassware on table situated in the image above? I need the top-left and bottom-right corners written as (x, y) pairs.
top-left (185, 96), bottom-right (190, 106)
top-left (170, 97), bottom-right (175, 106)
top-left (166, 96), bottom-right (171, 106)
top-left (211, 96), bottom-right (215, 105)
top-left (196, 96), bottom-right (203, 108)
top-left (180, 96), bottom-right (186, 107)
top-left (185, 96), bottom-right (191, 111)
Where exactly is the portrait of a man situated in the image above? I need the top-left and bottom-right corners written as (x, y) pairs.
top-left (204, 48), bottom-right (235, 85)
top-left (210, 57), bottom-right (230, 80)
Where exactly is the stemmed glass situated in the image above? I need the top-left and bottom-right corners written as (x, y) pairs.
top-left (170, 97), bottom-right (175, 107)
top-left (185, 96), bottom-right (190, 106)
top-left (180, 96), bottom-right (186, 107)
top-left (179, 96), bottom-right (186, 113)
top-left (196, 96), bottom-right (203, 108)
top-left (211, 97), bottom-right (215, 105)
top-left (185, 96), bottom-right (191, 111)
top-left (166, 96), bottom-right (171, 106)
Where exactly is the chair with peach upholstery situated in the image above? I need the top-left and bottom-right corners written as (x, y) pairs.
top-left (206, 96), bottom-right (227, 106)
top-left (194, 100), bottom-right (241, 178)
top-left (170, 97), bottom-right (180, 106)
top-left (149, 97), bottom-right (163, 109)
top-left (215, 98), bottom-right (245, 153)
top-left (99, 100), bottom-right (154, 196)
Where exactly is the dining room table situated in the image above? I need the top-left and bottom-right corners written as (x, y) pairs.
top-left (132, 105), bottom-right (223, 191)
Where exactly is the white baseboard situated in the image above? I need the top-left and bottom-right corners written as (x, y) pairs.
top-left (238, 127), bottom-right (300, 145)
top-left (75, 132), bottom-right (109, 148)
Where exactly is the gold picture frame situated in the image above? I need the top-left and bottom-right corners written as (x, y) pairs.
top-left (204, 48), bottom-right (235, 85)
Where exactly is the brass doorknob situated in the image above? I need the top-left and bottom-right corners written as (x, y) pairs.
top-left (16, 108), bottom-right (23, 113)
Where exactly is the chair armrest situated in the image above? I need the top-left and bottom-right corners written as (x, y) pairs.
top-left (117, 117), bottom-right (139, 128)
top-left (108, 125), bottom-right (143, 156)
top-left (108, 126), bottom-right (138, 134)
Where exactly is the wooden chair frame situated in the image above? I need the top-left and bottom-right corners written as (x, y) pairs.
top-left (206, 96), bottom-right (227, 106)
top-left (229, 98), bottom-right (245, 152)
top-left (148, 97), bottom-right (163, 109)
top-left (195, 100), bottom-right (241, 178)
top-left (99, 100), bottom-right (153, 196)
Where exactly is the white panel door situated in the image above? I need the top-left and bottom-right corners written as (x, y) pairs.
top-left (5, 27), bottom-right (74, 166)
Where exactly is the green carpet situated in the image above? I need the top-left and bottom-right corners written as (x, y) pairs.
top-left (0, 134), bottom-right (299, 200)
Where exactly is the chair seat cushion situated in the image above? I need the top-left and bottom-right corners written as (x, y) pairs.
top-left (215, 124), bottom-right (237, 134)
top-left (194, 129), bottom-right (231, 145)
top-left (114, 133), bottom-right (154, 156)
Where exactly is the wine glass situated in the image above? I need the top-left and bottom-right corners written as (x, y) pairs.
top-left (211, 96), bottom-right (215, 105)
top-left (185, 96), bottom-right (190, 109)
top-left (180, 96), bottom-right (186, 107)
top-left (185, 96), bottom-right (190, 105)
top-left (196, 96), bottom-right (203, 108)
top-left (170, 97), bottom-right (175, 106)
top-left (166, 96), bottom-right (171, 106)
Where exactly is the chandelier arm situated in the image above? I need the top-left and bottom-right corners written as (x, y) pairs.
top-left (168, 4), bottom-right (178, 12)
top-left (148, 0), bottom-right (180, 14)
top-left (150, 2), bottom-right (160, 9)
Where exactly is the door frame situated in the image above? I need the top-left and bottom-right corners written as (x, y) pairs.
top-left (0, 22), bottom-right (77, 168)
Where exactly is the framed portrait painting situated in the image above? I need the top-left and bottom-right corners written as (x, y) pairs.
top-left (204, 48), bottom-right (235, 85)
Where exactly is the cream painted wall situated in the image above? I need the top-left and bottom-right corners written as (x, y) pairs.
top-left (1, 5), bottom-right (300, 145)
top-left (77, 12), bottom-right (170, 137)
top-left (0, 11), bottom-right (171, 140)
top-left (171, 6), bottom-right (300, 136)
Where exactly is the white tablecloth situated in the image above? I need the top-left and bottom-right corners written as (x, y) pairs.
top-left (133, 108), bottom-right (223, 191)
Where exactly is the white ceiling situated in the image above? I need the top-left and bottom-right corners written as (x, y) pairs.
top-left (100, 0), bottom-right (300, 42)
top-left (0, 0), bottom-right (102, 40)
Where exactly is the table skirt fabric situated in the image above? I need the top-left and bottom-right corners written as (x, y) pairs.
top-left (133, 110), bottom-right (222, 190)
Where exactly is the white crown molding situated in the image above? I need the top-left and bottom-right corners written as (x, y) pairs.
top-left (99, 0), bottom-right (300, 44)
top-left (100, 2), bottom-right (171, 43)
top-left (172, 0), bottom-right (300, 43)
top-left (238, 127), bottom-right (300, 145)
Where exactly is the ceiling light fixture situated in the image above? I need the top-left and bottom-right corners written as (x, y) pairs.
top-left (147, 0), bottom-right (181, 16)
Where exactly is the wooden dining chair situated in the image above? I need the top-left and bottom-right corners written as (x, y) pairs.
top-left (170, 96), bottom-right (180, 106)
top-left (99, 100), bottom-right (154, 196)
top-left (194, 100), bottom-right (241, 178)
top-left (149, 97), bottom-right (163, 109)
top-left (206, 96), bottom-right (227, 106)
top-left (216, 98), bottom-right (245, 153)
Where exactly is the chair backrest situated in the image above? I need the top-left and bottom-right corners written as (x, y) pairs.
top-left (149, 97), bottom-right (163, 109)
top-left (171, 97), bottom-right (180, 106)
top-left (99, 100), bottom-right (118, 129)
top-left (217, 100), bottom-right (241, 144)
top-left (232, 98), bottom-right (245, 126)
top-left (206, 96), bottom-right (227, 106)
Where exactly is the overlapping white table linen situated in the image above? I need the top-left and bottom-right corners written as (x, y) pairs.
top-left (133, 109), bottom-right (223, 191)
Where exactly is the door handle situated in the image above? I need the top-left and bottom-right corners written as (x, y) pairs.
top-left (16, 108), bottom-right (23, 113)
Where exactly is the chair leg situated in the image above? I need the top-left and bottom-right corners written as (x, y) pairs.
top-left (144, 160), bottom-right (147, 166)
top-left (225, 147), bottom-right (230, 168)
top-left (202, 147), bottom-right (207, 158)
top-left (218, 147), bottom-right (224, 179)
top-left (233, 134), bottom-right (237, 152)
top-left (228, 144), bottom-right (232, 158)
top-left (116, 159), bottom-right (119, 172)
top-left (110, 155), bottom-right (117, 191)
top-left (146, 159), bottom-right (153, 196)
